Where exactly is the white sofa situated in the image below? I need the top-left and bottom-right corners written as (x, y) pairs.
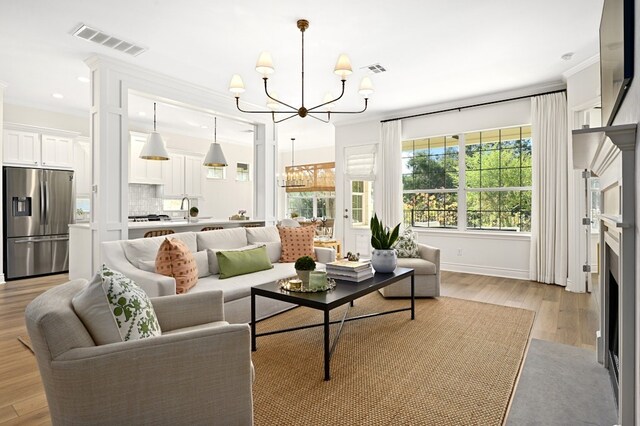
top-left (101, 226), bottom-right (336, 324)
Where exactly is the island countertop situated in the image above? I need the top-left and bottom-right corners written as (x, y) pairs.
top-left (70, 219), bottom-right (264, 230)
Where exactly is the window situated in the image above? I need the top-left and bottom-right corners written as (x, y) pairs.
top-left (590, 178), bottom-right (601, 233)
top-left (287, 192), bottom-right (336, 219)
top-left (163, 199), bottom-right (195, 211)
top-left (402, 125), bottom-right (532, 232)
top-left (75, 197), bottom-right (90, 220)
top-left (236, 163), bottom-right (250, 181)
top-left (351, 180), bottom-right (373, 227)
top-left (206, 166), bottom-right (226, 180)
top-left (402, 136), bottom-right (459, 228)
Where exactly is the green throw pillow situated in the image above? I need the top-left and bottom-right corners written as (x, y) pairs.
top-left (216, 245), bottom-right (273, 279)
top-left (394, 228), bottom-right (420, 258)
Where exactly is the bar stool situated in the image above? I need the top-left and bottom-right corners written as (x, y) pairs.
top-left (201, 226), bottom-right (223, 231)
top-left (143, 229), bottom-right (175, 238)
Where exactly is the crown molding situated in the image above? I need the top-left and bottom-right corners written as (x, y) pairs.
top-left (562, 54), bottom-right (600, 79)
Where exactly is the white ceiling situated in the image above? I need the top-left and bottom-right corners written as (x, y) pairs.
top-left (0, 0), bottom-right (604, 148)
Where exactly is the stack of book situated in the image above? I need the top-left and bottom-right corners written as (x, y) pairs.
top-left (325, 259), bottom-right (374, 282)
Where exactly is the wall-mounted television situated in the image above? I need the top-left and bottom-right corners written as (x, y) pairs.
top-left (600, 0), bottom-right (634, 126)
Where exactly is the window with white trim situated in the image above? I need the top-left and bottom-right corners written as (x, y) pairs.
top-left (402, 125), bottom-right (532, 232)
top-left (206, 166), bottom-right (226, 180)
top-left (236, 163), bottom-right (250, 181)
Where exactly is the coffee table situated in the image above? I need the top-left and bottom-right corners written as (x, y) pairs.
top-left (251, 267), bottom-right (415, 380)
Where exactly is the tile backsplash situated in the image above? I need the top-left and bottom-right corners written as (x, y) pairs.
top-left (129, 184), bottom-right (163, 215)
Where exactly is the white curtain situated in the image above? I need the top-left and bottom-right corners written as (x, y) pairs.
top-left (379, 121), bottom-right (403, 229)
top-left (529, 92), bottom-right (568, 285)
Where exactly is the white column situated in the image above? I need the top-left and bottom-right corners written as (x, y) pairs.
top-left (0, 81), bottom-right (7, 284)
top-left (253, 122), bottom-right (277, 224)
top-left (85, 58), bottom-right (129, 274)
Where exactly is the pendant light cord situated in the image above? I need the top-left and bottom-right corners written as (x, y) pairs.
top-left (214, 117), bottom-right (217, 144)
top-left (291, 138), bottom-right (295, 167)
top-left (153, 102), bottom-right (157, 132)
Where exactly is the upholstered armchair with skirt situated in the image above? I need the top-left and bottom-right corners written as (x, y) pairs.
top-left (25, 279), bottom-right (254, 426)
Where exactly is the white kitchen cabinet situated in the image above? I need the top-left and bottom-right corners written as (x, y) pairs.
top-left (184, 155), bottom-right (203, 198)
top-left (3, 130), bottom-right (41, 166)
top-left (129, 132), bottom-right (164, 184)
top-left (41, 134), bottom-right (74, 169)
top-left (160, 152), bottom-right (204, 198)
top-left (73, 137), bottom-right (92, 195)
top-left (161, 153), bottom-right (185, 197)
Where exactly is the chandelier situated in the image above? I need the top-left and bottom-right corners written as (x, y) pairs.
top-left (277, 138), bottom-right (313, 188)
top-left (229, 19), bottom-right (374, 124)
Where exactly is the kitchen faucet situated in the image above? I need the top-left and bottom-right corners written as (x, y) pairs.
top-left (180, 196), bottom-right (190, 221)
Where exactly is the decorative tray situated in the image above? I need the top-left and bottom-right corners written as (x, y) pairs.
top-left (278, 277), bottom-right (336, 293)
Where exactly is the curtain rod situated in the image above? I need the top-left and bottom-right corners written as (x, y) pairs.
top-left (380, 88), bottom-right (567, 123)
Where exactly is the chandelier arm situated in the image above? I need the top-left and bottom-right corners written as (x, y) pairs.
top-left (318, 98), bottom-right (369, 114)
top-left (273, 113), bottom-right (299, 124)
top-left (263, 78), bottom-right (298, 110)
top-left (307, 80), bottom-right (347, 112)
top-left (306, 113), bottom-right (330, 124)
top-left (235, 97), bottom-right (297, 114)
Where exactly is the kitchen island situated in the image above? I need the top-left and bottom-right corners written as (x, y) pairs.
top-left (68, 219), bottom-right (265, 280)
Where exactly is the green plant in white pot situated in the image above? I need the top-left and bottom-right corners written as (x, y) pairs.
top-left (370, 213), bottom-right (400, 273)
top-left (294, 255), bottom-right (316, 284)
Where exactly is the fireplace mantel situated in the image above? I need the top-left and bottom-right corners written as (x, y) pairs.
top-left (572, 123), bottom-right (636, 425)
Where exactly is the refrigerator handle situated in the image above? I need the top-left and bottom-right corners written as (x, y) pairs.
top-left (45, 180), bottom-right (50, 225)
top-left (40, 180), bottom-right (46, 225)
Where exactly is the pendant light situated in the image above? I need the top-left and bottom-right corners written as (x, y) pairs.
top-left (140, 102), bottom-right (169, 160)
top-left (203, 116), bottom-right (228, 167)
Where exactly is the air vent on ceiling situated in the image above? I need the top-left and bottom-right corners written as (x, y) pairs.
top-left (72, 24), bottom-right (147, 57)
top-left (362, 63), bottom-right (387, 73)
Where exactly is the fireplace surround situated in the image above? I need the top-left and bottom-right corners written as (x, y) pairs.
top-left (572, 123), bottom-right (636, 425)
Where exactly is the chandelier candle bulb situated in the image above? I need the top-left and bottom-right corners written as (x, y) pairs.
top-left (229, 74), bottom-right (245, 94)
top-left (255, 52), bottom-right (275, 76)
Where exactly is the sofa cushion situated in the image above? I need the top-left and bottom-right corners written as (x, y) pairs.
top-left (246, 226), bottom-right (281, 243)
top-left (206, 245), bottom-right (259, 274)
top-left (217, 245), bottom-right (273, 279)
top-left (188, 263), bottom-right (300, 301)
top-left (138, 250), bottom-right (210, 279)
top-left (278, 225), bottom-right (316, 262)
top-left (123, 232), bottom-right (197, 265)
top-left (197, 227), bottom-right (248, 251)
top-left (395, 228), bottom-right (420, 258)
top-left (396, 257), bottom-right (437, 275)
top-left (156, 238), bottom-right (198, 294)
top-left (72, 264), bottom-right (162, 345)
top-left (260, 241), bottom-right (282, 263)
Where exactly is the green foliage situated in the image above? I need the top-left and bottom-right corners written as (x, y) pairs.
top-left (370, 213), bottom-right (400, 250)
top-left (294, 256), bottom-right (316, 271)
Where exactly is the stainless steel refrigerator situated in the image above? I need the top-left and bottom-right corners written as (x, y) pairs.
top-left (3, 167), bottom-right (74, 280)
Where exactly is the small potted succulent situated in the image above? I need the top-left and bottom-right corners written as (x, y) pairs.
top-left (370, 213), bottom-right (400, 273)
top-left (294, 255), bottom-right (316, 284)
top-left (189, 206), bottom-right (199, 218)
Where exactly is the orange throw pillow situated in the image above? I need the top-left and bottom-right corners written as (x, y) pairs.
top-left (277, 225), bottom-right (316, 263)
top-left (156, 238), bottom-right (198, 294)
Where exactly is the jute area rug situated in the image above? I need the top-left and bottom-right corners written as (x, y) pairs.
top-left (252, 293), bottom-right (534, 426)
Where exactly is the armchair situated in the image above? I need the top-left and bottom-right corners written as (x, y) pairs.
top-left (25, 279), bottom-right (254, 426)
top-left (379, 243), bottom-right (441, 298)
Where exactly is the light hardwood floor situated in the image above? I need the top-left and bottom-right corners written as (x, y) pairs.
top-left (0, 271), bottom-right (599, 425)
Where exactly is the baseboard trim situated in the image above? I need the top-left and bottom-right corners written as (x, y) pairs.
top-left (441, 262), bottom-right (529, 280)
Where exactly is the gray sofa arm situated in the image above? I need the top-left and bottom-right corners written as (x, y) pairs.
top-left (151, 290), bottom-right (225, 331)
top-left (52, 324), bottom-right (253, 425)
top-left (314, 246), bottom-right (336, 264)
top-left (418, 243), bottom-right (440, 272)
top-left (101, 240), bottom-right (176, 297)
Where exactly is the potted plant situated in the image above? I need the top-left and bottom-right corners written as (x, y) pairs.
top-left (189, 206), bottom-right (199, 218)
top-left (370, 213), bottom-right (401, 273)
top-left (294, 255), bottom-right (316, 284)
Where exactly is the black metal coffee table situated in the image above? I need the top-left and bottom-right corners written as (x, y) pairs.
top-left (251, 267), bottom-right (415, 380)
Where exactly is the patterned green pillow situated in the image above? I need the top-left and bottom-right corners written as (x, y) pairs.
top-left (73, 265), bottom-right (162, 345)
top-left (394, 228), bottom-right (420, 258)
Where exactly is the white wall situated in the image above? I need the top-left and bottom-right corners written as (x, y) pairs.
top-left (141, 129), bottom-right (254, 220)
top-left (335, 93), bottom-right (535, 280)
top-left (277, 146), bottom-right (335, 219)
top-left (4, 103), bottom-right (88, 136)
top-left (0, 84), bottom-right (6, 283)
top-left (608, 0), bottom-right (640, 417)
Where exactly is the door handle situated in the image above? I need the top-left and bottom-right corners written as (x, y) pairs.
top-left (44, 180), bottom-right (50, 225)
top-left (343, 214), bottom-right (349, 219)
top-left (49, 237), bottom-right (69, 242)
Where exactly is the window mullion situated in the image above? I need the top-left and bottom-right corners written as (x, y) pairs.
top-left (458, 133), bottom-right (466, 232)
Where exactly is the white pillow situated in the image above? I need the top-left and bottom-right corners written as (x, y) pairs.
top-left (72, 265), bottom-right (162, 345)
top-left (138, 251), bottom-right (211, 279)
top-left (206, 244), bottom-right (260, 274)
top-left (253, 241), bottom-right (282, 263)
top-left (246, 226), bottom-right (280, 243)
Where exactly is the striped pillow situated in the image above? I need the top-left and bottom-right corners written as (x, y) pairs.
top-left (277, 225), bottom-right (316, 263)
top-left (155, 238), bottom-right (198, 294)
